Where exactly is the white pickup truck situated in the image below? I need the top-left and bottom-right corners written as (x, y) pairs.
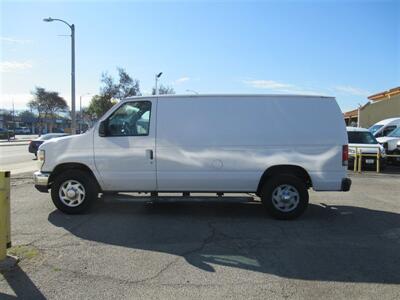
top-left (34, 94), bottom-right (351, 219)
top-left (346, 127), bottom-right (386, 169)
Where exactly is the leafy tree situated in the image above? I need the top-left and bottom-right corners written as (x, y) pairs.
top-left (88, 67), bottom-right (141, 119)
top-left (0, 110), bottom-right (12, 123)
top-left (101, 67), bottom-right (141, 99)
top-left (152, 84), bottom-right (175, 95)
top-left (18, 110), bottom-right (36, 121)
top-left (87, 95), bottom-right (117, 119)
top-left (28, 87), bottom-right (68, 133)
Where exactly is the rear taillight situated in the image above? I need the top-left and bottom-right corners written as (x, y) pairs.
top-left (342, 145), bottom-right (349, 166)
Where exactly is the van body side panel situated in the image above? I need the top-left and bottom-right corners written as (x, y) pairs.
top-left (308, 171), bottom-right (344, 191)
top-left (156, 96), bottom-right (347, 192)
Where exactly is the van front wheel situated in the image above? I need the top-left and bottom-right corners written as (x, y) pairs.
top-left (51, 170), bottom-right (98, 214)
top-left (260, 175), bottom-right (308, 220)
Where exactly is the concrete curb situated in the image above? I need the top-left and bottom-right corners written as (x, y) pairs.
top-left (0, 142), bottom-right (30, 147)
top-left (349, 171), bottom-right (400, 178)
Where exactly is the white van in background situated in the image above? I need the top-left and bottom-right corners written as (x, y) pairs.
top-left (376, 126), bottom-right (400, 163)
top-left (346, 127), bottom-right (386, 169)
top-left (33, 94), bottom-right (351, 220)
top-left (369, 117), bottom-right (400, 138)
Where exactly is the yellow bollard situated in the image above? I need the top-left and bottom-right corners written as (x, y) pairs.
top-left (377, 149), bottom-right (380, 173)
top-left (353, 151), bottom-right (358, 173)
top-left (0, 171), bottom-right (11, 261)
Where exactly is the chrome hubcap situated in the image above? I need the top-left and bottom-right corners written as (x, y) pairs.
top-left (66, 189), bottom-right (76, 198)
top-left (59, 180), bottom-right (86, 207)
top-left (272, 184), bottom-right (300, 212)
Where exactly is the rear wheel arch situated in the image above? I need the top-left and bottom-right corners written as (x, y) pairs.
top-left (257, 165), bottom-right (312, 195)
top-left (49, 163), bottom-right (102, 192)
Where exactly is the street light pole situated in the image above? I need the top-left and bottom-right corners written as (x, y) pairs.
top-left (71, 24), bottom-right (76, 134)
top-left (186, 89), bottom-right (199, 95)
top-left (155, 72), bottom-right (163, 95)
top-left (155, 75), bottom-right (158, 96)
top-left (43, 17), bottom-right (76, 134)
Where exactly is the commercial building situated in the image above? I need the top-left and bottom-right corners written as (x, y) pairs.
top-left (344, 86), bottom-right (400, 128)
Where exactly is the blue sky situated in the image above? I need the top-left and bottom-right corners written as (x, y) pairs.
top-left (1, 0), bottom-right (399, 111)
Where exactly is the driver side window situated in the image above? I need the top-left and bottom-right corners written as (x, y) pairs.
top-left (107, 101), bottom-right (152, 136)
top-left (382, 126), bottom-right (396, 136)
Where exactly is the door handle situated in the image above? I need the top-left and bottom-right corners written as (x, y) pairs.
top-left (146, 149), bottom-right (154, 160)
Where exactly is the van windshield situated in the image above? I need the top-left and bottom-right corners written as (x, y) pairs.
top-left (369, 124), bottom-right (383, 134)
top-left (388, 127), bottom-right (400, 137)
top-left (347, 131), bottom-right (378, 144)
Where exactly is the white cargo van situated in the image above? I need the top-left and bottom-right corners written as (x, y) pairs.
top-left (34, 95), bottom-right (351, 219)
top-left (369, 117), bottom-right (400, 138)
top-left (376, 126), bottom-right (400, 162)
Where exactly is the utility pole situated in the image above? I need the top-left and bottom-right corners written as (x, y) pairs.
top-left (12, 100), bottom-right (15, 130)
top-left (79, 93), bottom-right (90, 133)
top-left (79, 95), bottom-right (82, 133)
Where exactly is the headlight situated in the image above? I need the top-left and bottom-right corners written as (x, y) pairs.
top-left (38, 149), bottom-right (45, 168)
top-left (349, 148), bottom-right (355, 154)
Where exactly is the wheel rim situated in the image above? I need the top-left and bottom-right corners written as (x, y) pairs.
top-left (59, 179), bottom-right (86, 207)
top-left (271, 184), bottom-right (300, 212)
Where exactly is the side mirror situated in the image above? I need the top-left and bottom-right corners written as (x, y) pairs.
top-left (99, 120), bottom-right (107, 137)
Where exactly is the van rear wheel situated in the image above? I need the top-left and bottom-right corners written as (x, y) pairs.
top-left (51, 170), bottom-right (98, 214)
top-left (260, 175), bottom-right (308, 220)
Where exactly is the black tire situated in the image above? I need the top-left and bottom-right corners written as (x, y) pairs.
top-left (260, 174), bottom-right (309, 220)
top-left (393, 150), bottom-right (400, 166)
top-left (51, 169), bottom-right (98, 214)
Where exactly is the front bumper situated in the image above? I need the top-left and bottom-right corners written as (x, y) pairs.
top-left (28, 145), bottom-right (38, 154)
top-left (341, 178), bottom-right (352, 192)
top-left (33, 171), bottom-right (50, 193)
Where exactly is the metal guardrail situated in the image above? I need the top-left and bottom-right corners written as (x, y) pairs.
top-left (350, 145), bottom-right (400, 173)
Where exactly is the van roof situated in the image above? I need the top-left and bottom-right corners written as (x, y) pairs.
top-left (346, 126), bottom-right (369, 132)
top-left (374, 117), bottom-right (400, 126)
top-left (123, 94), bottom-right (334, 101)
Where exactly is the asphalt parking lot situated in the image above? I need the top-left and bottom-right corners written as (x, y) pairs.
top-left (1, 171), bottom-right (400, 299)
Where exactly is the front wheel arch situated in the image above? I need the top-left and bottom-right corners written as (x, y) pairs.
top-left (48, 163), bottom-right (102, 192)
